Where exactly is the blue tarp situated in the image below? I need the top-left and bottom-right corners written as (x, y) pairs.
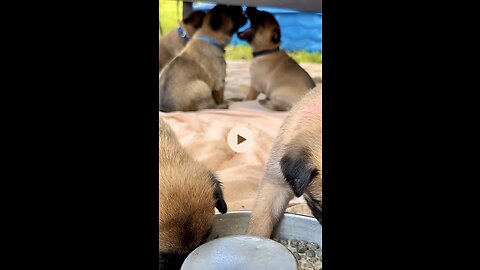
top-left (193, 2), bottom-right (322, 52)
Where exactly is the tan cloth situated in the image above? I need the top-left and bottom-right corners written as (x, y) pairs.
top-left (160, 102), bottom-right (311, 216)
top-left (160, 60), bottom-right (321, 217)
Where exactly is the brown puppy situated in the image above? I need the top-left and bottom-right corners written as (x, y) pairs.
top-left (237, 7), bottom-right (316, 111)
top-left (159, 11), bottom-right (206, 72)
top-left (159, 5), bottom-right (247, 112)
top-left (247, 86), bottom-right (322, 238)
top-left (159, 118), bottom-right (227, 269)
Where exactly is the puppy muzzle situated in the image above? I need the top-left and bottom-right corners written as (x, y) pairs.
top-left (237, 27), bottom-right (254, 42)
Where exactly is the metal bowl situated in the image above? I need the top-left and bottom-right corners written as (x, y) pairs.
top-left (180, 235), bottom-right (298, 270)
top-left (206, 211), bottom-right (322, 248)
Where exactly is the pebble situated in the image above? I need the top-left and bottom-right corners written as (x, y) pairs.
top-left (302, 262), bottom-right (313, 269)
top-left (279, 237), bottom-right (321, 270)
top-left (305, 249), bottom-right (316, 257)
top-left (290, 239), bottom-right (299, 248)
top-left (316, 250), bottom-right (322, 260)
top-left (297, 245), bottom-right (307, 253)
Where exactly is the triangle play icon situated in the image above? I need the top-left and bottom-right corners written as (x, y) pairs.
top-left (237, 134), bottom-right (246, 145)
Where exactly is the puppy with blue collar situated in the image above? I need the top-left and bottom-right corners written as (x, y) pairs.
top-left (159, 11), bottom-right (205, 72)
top-left (160, 5), bottom-right (247, 112)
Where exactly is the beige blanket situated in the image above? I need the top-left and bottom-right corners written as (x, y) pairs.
top-left (160, 60), bottom-right (321, 217)
top-left (160, 101), bottom-right (312, 216)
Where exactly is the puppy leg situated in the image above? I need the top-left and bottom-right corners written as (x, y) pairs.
top-left (215, 103), bottom-right (229, 109)
top-left (211, 87), bottom-right (229, 109)
top-left (212, 87), bottom-right (225, 105)
top-left (195, 98), bottom-right (217, 110)
top-left (188, 80), bottom-right (217, 110)
top-left (260, 98), bottom-right (292, 111)
top-left (246, 87), bottom-right (260, 100)
top-left (225, 97), bottom-right (244, 102)
top-left (247, 180), bottom-right (294, 238)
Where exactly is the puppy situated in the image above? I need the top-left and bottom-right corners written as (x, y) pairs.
top-left (159, 11), bottom-right (206, 72)
top-left (159, 118), bottom-right (227, 269)
top-left (247, 86), bottom-right (322, 238)
top-left (237, 7), bottom-right (316, 111)
top-left (159, 5), bottom-right (247, 112)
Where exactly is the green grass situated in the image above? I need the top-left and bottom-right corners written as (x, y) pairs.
top-left (159, 1), bottom-right (322, 63)
top-left (289, 50), bottom-right (322, 63)
top-left (225, 45), bottom-right (322, 63)
top-left (224, 45), bottom-right (253, 60)
top-left (160, 0), bottom-right (183, 36)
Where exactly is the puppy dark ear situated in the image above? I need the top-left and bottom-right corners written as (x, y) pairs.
top-left (280, 147), bottom-right (318, 197)
top-left (246, 7), bottom-right (262, 25)
top-left (245, 7), bottom-right (258, 14)
top-left (209, 9), bottom-right (223, 30)
top-left (184, 11), bottom-right (205, 29)
top-left (209, 172), bottom-right (228, 214)
top-left (194, 12), bottom-right (206, 29)
top-left (305, 197), bottom-right (322, 225)
top-left (182, 13), bottom-right (192, 24)
top-left (272, 28), bottom-right (281, 43)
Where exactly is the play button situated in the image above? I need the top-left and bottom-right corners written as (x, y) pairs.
top-left (237, 134), bottom-right (246, 145)
top-left (227, 126), bottom-right (254, 153)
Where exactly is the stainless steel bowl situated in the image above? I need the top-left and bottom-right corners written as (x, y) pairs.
top-left (206, 211), bottom-right (322, 248)
top-left (181, 235), bottom-right (298, 270)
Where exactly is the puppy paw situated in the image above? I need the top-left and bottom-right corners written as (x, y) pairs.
top-left (259, 99), bottom-right (290, 111)
top-left (226, 97), bottom-right (244, 102)
top-left (215, 103), bottom-right (229, 109)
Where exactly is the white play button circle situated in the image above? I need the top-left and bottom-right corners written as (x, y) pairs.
top-left (227, 126), bottom-right (254, 153)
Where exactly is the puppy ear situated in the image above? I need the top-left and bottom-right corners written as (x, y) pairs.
top-left (305, 197), bottom-right (322, 225)
top-left (209, 172), bottom-right (228, 214)
top-left (194, 12), bottom-right (206, 29)
top-left (209, 9), bottom-right (223, 30)
top-left (182, 13), bottom-right (193, 24)
top-left (272, 28), bottom-right (281, 43)
top-left (183, 11), bottom-right (205, 29)
top-left (246, 7), bottom-right (261, 23)
top-left (280, 147), bottom-right (318, 197)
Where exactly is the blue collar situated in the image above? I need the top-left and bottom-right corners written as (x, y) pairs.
top-left (194, 35), bottom-right (225, 53)
top-left (177, 26), bottom-right (189, 41)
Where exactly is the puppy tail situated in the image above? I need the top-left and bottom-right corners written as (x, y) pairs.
top-left (209, 172), bottom-right (228, 214)
top-left (280, 146), bottom-right (319, 197)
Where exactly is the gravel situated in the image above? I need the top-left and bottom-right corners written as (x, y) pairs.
top-left (273, 238), bottom-right (322, 270)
